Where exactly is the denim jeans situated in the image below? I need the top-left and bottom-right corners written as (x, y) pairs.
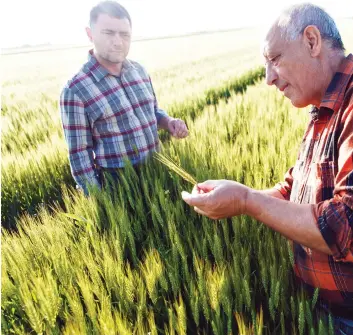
top-left (320, 302), bottom-right (353, 335)
top-left (333, 316), bottom-right (353, 335)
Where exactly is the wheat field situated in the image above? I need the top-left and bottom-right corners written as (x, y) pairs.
top-left (2, 20), bottom-right (353, 334)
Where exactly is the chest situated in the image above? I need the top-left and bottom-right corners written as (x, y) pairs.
top-left (85, 73), bottom-right (155, 123)
top-left (290, 113), bottom-right (339, 204)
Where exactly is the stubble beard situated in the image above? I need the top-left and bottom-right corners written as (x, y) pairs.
top-left (99, 50), bottom-right (125, 65)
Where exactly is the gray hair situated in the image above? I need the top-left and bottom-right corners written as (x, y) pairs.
top-left (277, 3), bottom-right (345, 51)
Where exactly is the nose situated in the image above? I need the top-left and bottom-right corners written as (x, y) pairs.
top-left (113, 34), bottom-right (123, 47)
top-left (265, 63), bottom-right (278, 86)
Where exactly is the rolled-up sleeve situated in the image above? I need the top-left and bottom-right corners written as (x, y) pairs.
top-left (60, 88), bottom-right (101, 194)
top-left (315, 103), bottom-right (353, 262)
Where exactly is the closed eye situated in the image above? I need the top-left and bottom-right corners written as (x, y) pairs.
top-left (264, 54), bottom-right (280, 66)
top-left (102, 30), bottom-right (115, 35)
top-left (269, 55), bottom-right (281, 64)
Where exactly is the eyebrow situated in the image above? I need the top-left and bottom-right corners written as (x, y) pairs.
top-left (101, 29), bottom-right (130, 34)
top-left (262, 43), bottom-right (270, 58)
top-left (263, 50), bottom-right (270, 59)
top-left (263, 47), bottom-right (279, 59)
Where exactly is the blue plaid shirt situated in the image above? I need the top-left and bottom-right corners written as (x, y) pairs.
top-left (60, 51), bottom-right (168, 192)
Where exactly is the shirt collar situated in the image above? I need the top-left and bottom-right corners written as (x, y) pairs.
top-left (319, 53), bottom-right (353, 113)
top-left (86, 49), bottom-right (136, 82)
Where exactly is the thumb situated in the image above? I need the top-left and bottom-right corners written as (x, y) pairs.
top-left (181, 191), bottom-right (208, 207)
top-left (197, 180), bottom-right (218, 193)
top-left (169, 126), bottom-right (177, 136)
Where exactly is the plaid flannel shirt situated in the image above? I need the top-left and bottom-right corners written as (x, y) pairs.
top-left (60, 51), bottom-right (168, 192)
top-left (275, 54), bottom-right (353, 309)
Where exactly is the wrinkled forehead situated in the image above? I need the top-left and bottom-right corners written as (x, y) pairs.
top-left (262, 24), bottom-right (285, 56)
top-left (93, 13), bottom-right (131, 30)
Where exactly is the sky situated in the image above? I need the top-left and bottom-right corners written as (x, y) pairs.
top-left (1, 0), bottom-right (352, 48)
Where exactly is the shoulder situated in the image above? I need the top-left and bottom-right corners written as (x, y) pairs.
top-left (60, 61), bottom-right (96, 98)
top-left (126, 59), bottom-right (150, 78)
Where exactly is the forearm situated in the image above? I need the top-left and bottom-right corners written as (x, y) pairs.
top-left (258, 188), bottom-right (285, 199)
top-left (158, 115), bottom-right (173, 130)
top-left (246, 189), bottom-right (332, 255)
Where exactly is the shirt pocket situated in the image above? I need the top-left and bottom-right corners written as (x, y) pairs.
top-left (314, 161), bottom-right (337, 202)
top-left (134, 82), bottom-right (155, 117)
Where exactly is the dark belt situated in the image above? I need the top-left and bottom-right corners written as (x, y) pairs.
top-left (332, 307), bottom-right (353, 320)
top-left (323, 304), bottom-right (353, 320)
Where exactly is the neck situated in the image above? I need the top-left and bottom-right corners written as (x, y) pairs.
top-left (313, 50), bottom-right (345, 107)
top-left (93, 50), bottom-right (123, 76)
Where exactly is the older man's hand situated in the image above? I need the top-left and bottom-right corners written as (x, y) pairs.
top-left (181, 180), bottom-right (250, 219)
top-left (168, 118), bottom-right (188, 139)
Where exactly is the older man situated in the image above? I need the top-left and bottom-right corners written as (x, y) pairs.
top-left (60, 1), bottom-right (188, 194)
top-left (182, 3), bottom-right (353, 331)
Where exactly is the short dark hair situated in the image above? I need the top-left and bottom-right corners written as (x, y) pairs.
top-left (89, 1), bottom-right (132, 27)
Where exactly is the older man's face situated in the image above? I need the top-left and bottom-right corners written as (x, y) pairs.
top-left (263, 26), bottom-right (321, 108)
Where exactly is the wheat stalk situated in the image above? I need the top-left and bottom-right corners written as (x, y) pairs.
top-left (154, 152), bottom-right (197, 185)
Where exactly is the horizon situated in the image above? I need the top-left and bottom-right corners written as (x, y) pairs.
top-left (2, 0), bottom-right (352, 49)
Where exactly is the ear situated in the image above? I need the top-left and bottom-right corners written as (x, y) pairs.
top-left (86, 27), bottom-right (93, 43)
top-left (302, 25), bottom-right (322, 57)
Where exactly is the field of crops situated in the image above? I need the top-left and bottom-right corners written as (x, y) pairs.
top-left (2, 21), bottom-right (353, 334)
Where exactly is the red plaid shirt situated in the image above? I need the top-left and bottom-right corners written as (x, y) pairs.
top-left (275, 54), bottom-right (353, 309)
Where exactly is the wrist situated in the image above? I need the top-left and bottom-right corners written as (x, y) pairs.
top-left (159, 116), bottom-right (172, 130)
top-left (167, 117), bottom-right (175, 132)
top-left (244, 188), bottom-right (257, 217)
